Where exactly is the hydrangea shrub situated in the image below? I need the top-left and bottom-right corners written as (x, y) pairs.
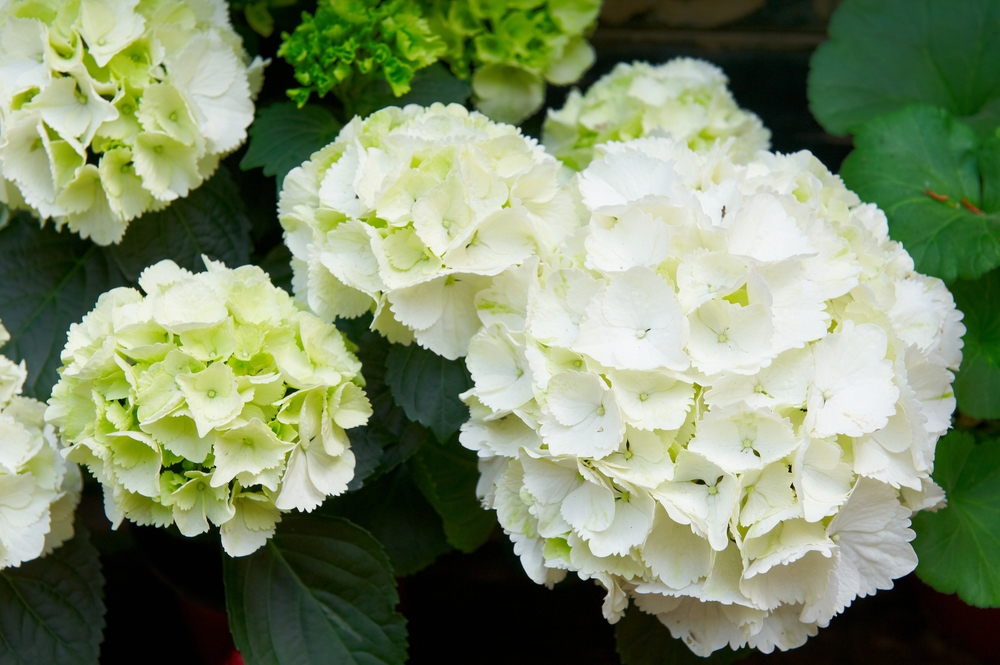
top-left (543, 59), bottom-right (772, 170)
top-left (462, 138), bottom-right (964, 655)
top-left (0, 321), bottom-right (81, 570)
top-left (279, 102), bottom-right (580, 360)
top-left (46, 258), bottom-right (371, 557)
top-left (0, 0), bottom-right (263, 245)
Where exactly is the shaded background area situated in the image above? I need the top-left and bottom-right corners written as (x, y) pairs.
top-left (93, 1), bottom-right (998, 663)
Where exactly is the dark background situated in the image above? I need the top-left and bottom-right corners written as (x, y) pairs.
top-left (93, 1), bottom-right (999, 663)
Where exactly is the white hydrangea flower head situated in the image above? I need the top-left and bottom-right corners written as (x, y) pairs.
top-left (0, 0), bottom-right (263, 245)
top-left (279, 102), bottom-right (581, 360)
top-left (542, 59), bottom-right (772, 171)
top-left (0, 320), bottom-right (82, 569)
top-left (45, 257), bottom-right (371, 557)
top-left (462, 138), bottom-right (964, 655)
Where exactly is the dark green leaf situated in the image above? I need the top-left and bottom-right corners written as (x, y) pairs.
top-left (809, 0), bottom-right (1000, 137)
top-left (384, 343), bottom-right (472, 443)
top-left (0, 523), bottom-right (106, 665)
top-left (913, 430), bottom-right (1000, 607)
top-left (0, 214), bottom-right (125, 400)
top-left (951, 270), bottom-right (1000, 418)
top-left (110, 167), bottom-right (252, 281)
top-left (840, 105), bottom-right (1000, 282)
top-left (409, 435), bottom-right (494, 553)
top-left (351, 63), bottom-right (472, 120)
top-left (224, 515), bottom-right (408, 665)
top-left (615, 607), bottom-right (750, 665)
top-left (324, 466), bottom-right (451, 576)
top-left (239, 102), bottom-right (342, 188)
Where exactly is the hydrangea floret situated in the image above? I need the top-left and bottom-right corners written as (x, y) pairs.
top-left (0, 0), bottom-right (264, 245)
top-left (421, 0), bottom-right (601, 123)
top-left (462, 138), bottom-right (964, 655)
top-left (0, 321), bottom-right (81, 569)
top-left (279, 0), bottom-right (445, 107)
top-left (543, 59), bottom-right (772, 170)
top-left (45, 258), bottom-right (372, 557)
top-left (279, 102), bottom-right (580, 360)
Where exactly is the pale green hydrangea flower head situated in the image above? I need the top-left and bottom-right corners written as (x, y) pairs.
top-left (422, 0), bottom-right (602, 124)
top-left (0, 320), bottom-right (81, 569)
top-left (543, 59), bottom-right (772, 170)
top-left (0, 0), bottom-right (265, 245)
top-left (279, 102), bottom-right (583, 361)
top-left (45, 258), bottom-right (371, 557)
top-left (462, 138), bottom-right (963, 655)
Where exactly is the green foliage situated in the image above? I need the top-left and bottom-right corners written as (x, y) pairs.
top-left (809, 0), bottom-right (1000, 137)
top-left (324, 466), bottom-right (452, 576)
top-left (615, 608), bottom-right (750, 665)
top-left (109, 166), bottom-right (252, 281)
top-left (384, 342), bottom-right (472, 443)
top-left (240, 102), bottom-right (343, 188)
top-left (0, 214), bottom-right (126, 400)
top-left (951, 271), bottom-right (1000, 418)
top-left (0, 525), bottom-right (106, 665)
top-left (839, 105), bottom-right (1000, 283)
top-left (410, 435), bottom-right (494, 553)
top-left (913, 430), bottom-right (1000, 607)
top-left (224, 515), bottom-right (409, 665)
top-left (279, 0), bottom-right (446, 106)
top-left (350, 62), bottom-right (472, 119)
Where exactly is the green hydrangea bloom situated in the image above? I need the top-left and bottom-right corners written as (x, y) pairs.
top-left (45, 257), bottom-right (372, 557)
top-left (543, 59), bottom-right (772, 170)
top-left (0, 0), bottom-right (264, 245)
top-left (279, 0), bottom-right (446, 107)
top-left (422, 0), bottom-right (601, 123)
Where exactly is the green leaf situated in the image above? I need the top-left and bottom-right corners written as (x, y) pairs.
top-left (109, 166), bottom-right (252, 281)
top-left (409, 435), bottom-right (494, 553)
top-left (913, 430), bottom-right (1000, 607)
top-left (384, 343), bottom-right (472, 443)
top-left (239, 102), bottom-right (342, 188)
top-left (0, 524), bottom-right (106, 665)
top-left (840, 105), bottom-right (1000, 282)
top-left (615, 607), bottom-right (750, 665)
top-left (809, 0), bottom-right (1000, 137)
top-left (951, 270), bottom-right (1000, 418)
top-left (324, 466), bottom-right (452, 576)
top-left (224, 515), bottom-right (408, 665)
top-left (0, 214), bottom-right (125, 400)
top-left (351, 63), bottom-right (472, 120)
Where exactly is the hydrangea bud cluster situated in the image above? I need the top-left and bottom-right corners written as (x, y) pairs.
top-left (462, 138), bottom-right (964, 655)
top-left (0, 321), bottom-right (81, 569)
top-left (279, 102), bottom-right (580, 360)
top-left (46, 259), bottom-right (371, 557)
top-left (543, 59), bottom-right (772, 171)
top-left (279, 0), bottom-right (445, 107)
top-left (0, 0), bottom-right (263, 245)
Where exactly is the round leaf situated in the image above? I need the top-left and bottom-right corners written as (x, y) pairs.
top-left (224, 515), bottom-right (408, 665)
top-left (913, 430), bottom-right (1000, 607)
top-left (809, 0), bottom-right (1000, 137)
